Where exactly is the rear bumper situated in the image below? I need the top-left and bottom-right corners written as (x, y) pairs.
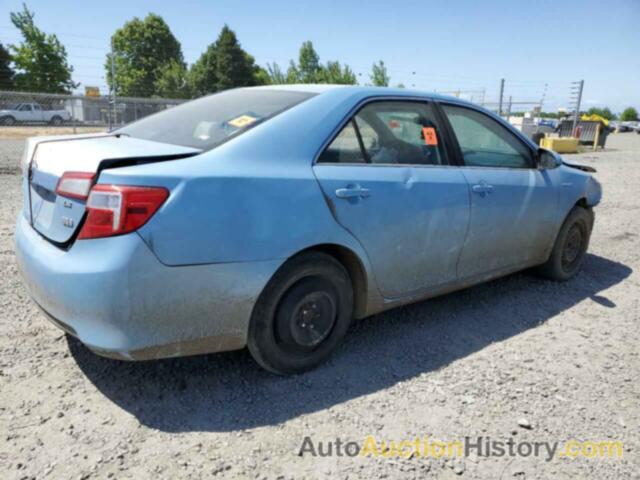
top-left (15, 215), bottom-right (282, 360)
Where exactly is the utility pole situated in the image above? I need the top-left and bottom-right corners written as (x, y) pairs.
top-left (498, 78), bottom-right (505, 116)
top-left (506, 96), bottom-right (512, 122)
top-left (539, 83), bottom-right (548, 113)
top-left (109, 38), bottom-right (117, 130)
top-left (480, 87), bottom-right (486, 107)
top-left (570, 80), bottom-right (584, 136)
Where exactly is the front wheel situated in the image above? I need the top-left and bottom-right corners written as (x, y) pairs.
top-left (1, 116), bottom-right (16, 126)
top-left (536, 206), bottom-right (593, 281)
top-left (248, 252), bottom-right (353, 375)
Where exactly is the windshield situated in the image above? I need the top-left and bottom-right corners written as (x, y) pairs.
top-left (117, 89), bottom-right (316, 150)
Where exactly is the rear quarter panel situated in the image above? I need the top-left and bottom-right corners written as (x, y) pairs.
top-left (136, 161), bottom-right (364, 266)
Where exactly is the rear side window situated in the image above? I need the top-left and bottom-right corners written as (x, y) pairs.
top-left (318, 100), bottom-right (448, 166)
top-left (317, 120), bottom-right (366, 164)
top-left (441, 104), bottom-right (532, 168)
top-left (118, 89), bottom-right (316, 151)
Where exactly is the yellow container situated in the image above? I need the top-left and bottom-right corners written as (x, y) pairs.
top-left (539, 137), bottom-right (579, 153)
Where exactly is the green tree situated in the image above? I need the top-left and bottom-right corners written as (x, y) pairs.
top-left (189, 43), bottom-right (218, 97)
top-left (252, 64), bottom-right (270, 86)
top-left (370, 60), bottom-right (389, 87)
top-left (285, 60), bottom-right (300, 83)
top-left (0, 43), bottom-right (15, 90)
top-left (319, 61), bottom-right (357, 84)
top-left (586, 106), bottom-right (616, 120)
top-left (107, 14), bottom-right (184, 97)
top-left (298, 41), bottom-right (321, 82)
top-left (395, 83), bottom-right (406, 89)
top-left (619, 107), bottom-right (638, 122)
top-left (9, 4), bottom-right (76, 93)
top-left (189, 25), bottom-right (265, 96)
top-left (267, 41), bottom-right (357, 85)
top-left (266, 62), bottom-right (286, 84)
top-left (155, 59), bottom-right (190, 99)
top-left (214, 25), bottom-right (259, 91)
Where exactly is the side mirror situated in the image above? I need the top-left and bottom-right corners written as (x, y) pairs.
top-left (537, 148), bottom-right (561, 170)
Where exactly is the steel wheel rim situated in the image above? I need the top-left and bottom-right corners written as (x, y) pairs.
top-left (289, 291), bottom-right (336, 348)
top-left (562, 223), bottom-right (584, 270)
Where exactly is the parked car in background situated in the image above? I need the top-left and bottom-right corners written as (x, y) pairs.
top-left (15, 86), bottom-right (602, 374)
top-left (610, 121), bottom-right (634, 133)
top-left (0, 103), bottom-right (71, 125)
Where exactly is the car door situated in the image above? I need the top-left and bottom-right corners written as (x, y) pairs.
top-left (313, 100), bottom-right (470, 298)
top-left (439, 103), bottom-right (558, 280)
top-left (17, 104), bottom-right (31, 121)
top-left (32, 104), bottom-right (44, 122)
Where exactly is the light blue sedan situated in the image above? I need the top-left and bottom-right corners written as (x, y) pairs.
top-left (15, 86), bottom-right (602, 374)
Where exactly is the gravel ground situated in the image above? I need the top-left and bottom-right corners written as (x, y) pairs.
top-left (0, 134), bottom-right (638, 479)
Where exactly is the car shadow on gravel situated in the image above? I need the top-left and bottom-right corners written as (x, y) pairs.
top-left (68, 253), bottom-right (631, 433)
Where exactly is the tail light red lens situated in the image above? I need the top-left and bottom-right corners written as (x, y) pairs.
top-left (55, 172), bottom-right (96, 200)
top-left (78, 185), bottom-right (169, 239)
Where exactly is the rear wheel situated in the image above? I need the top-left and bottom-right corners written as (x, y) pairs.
top-left (50, 116), bottom-right (63, 126)
top-left (248, 252), bottom-right (353, 375)
top-left (536, 206), bottom-right (593, 281)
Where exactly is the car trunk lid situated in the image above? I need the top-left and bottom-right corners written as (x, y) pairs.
top-left (25, 134), bottom-right (200, 244)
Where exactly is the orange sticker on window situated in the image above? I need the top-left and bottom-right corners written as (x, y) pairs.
top-left (422, 127), bottom-right (438, 146)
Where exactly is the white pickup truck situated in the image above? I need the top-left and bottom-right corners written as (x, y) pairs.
top-left (0, 103), bottom-right (71, 125)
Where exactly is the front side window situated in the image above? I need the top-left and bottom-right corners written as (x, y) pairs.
top-left (318, 101), bottom-right (447, 166)
top-left (118, 89), bottom-right (316, 150)
top-left (442, 104), bottom-right (532, 168)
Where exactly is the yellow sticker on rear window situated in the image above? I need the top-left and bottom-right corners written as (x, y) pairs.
top-left (228, 115), bottom-right (258, 128)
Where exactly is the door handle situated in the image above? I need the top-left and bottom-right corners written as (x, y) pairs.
top-left (471, 182), bottom-right (494, 196)
top-left (335, 184), bottom-right (370, 199)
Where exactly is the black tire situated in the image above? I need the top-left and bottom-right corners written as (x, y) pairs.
top-left (248, 252), bottom-right (354, 375)
top-left (536, 206), bottom-right (593, 281)
top-left (50, 116), bottom-right (63, 126)
top-left (1, 116), bottom-right (16, 126)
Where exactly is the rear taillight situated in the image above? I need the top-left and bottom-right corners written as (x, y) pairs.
top-left (78, 185), bottom-right (169, 239)
top-left (55, 172), bottom-right (96, 200)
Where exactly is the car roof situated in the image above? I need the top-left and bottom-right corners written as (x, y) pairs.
top-left (249, 84), bottom-right (463, 103)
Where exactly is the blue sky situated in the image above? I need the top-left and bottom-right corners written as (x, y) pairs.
top-left (1, 0), bottom-right (638, 112)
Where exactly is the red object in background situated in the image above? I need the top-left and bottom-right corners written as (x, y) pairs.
top-left (573, 126), bottom-right (582, 138)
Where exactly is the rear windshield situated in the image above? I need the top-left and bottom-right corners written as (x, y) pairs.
top-left (117, 89), bottom-right (316, 150)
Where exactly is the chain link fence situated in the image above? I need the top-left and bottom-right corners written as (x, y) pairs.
top-left (0, 90), bottom-right (186, 129)
top-left (0, 88), bottom-right (551, 141)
